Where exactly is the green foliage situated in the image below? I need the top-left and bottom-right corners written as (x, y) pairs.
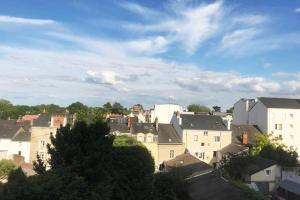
top-left (0, 99), bottom-right (14, 119)
top-left (0, 160), bottom-right (17, 180)
top-left (153, 172), bottom-right (189, 200)
top-left (113, 135), bottom-right (142, 147)
top-left (226, 107), bottom-right (234, 113)
top-left (219, 152), bottom-right (252, 179)
top-left (260, 145), bottom-right (298, 167)
top-left (187, 104), bottom-right (211, 113)
top-left (67, 102), bottom-right (89, 122)
top-left (33, 154), bottom-right (46, 175)
top-left (250, 134), bottom-right (298, 167)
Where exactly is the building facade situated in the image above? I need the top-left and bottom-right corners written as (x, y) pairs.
top-left (233, 97), bottom-right (300, 155)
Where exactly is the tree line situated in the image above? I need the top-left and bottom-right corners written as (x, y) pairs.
top-left (0, 99), bottom-right (129, 122)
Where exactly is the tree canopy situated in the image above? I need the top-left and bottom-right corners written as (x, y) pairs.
top-left (187, 104), bottom-right (211, 113)
top-left (0, 160), bottom-right (17, 181)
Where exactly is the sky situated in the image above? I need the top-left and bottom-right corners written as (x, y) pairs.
top-left (0, 0), bottom-right (300, 110)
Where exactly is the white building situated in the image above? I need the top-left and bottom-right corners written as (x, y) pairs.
top-left (233, 97), bottom-right (300, 155)
top-left (0, 120), bottom-right (31, 163)
top-left (150, 104), bottom-right (183, 124)
top-left (171, 113), bottom-right (232, 165)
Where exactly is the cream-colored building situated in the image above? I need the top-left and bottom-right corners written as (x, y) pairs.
top-left (131, 123), bottom-right (184, 169)
top-left (233, 97), bottom-right (300, 156)
top-left (30, 113), bottom-right (67, 164)
top-left (172, 113), bottom-right (232, 165)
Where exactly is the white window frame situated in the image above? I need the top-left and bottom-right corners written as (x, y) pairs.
top-left (265, 169), bottom-right (271, 176)
top-left (170, 150), bottom-right (175, 158)
top-left (194, 135), bottom-right (198, 142)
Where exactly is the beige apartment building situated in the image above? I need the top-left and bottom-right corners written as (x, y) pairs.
top-left (172, 113), bottom-right (232, 165)
top-left (30, 113), bottom-right (67, 164)
top-left (131, 123), bottom-right (184, 169)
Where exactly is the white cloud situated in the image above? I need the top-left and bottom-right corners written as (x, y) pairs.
top-left (0, 15), bottom-right (56, 25)
top-left (233, 15), bottom-right (269, 25)
top-left (124, 1), bottom-right (224, 54)
top-left (263, 62), bottom-right (272, 68)
top-left (126, 36), bottom-right (169, 54)
top-left (295, 8), bottom-right (300, 12)
top-left (118, 2), bottom-right (161, 18)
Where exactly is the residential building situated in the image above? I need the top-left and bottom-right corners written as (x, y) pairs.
top-left (150, 104), bottom-right (183, 124)
top-left (30, 113), bottom-right (68, 164)
top-left (130, 122), bottom-right (184, 169)
top-left (277, 180), bottom-right (300, 199)
top-left (242, 157), bottom-right (281, 194)
top-left (217, 125), bottom-right (262, 164)
top-left (0, 119), bottom-right (31, 163)
top-left (157, 124), bottom-right (185, 167)
top-left (172, 113), bottom-right (232, 165)
top-left (233, 97), bottom-right (300, 155)
top-left (109, 122), bottom-right (130, 136)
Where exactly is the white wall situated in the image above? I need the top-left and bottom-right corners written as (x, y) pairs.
top-left (267, 108), bottom-right (300, 154)
top-left (0, 139), bottom-right (30, 163)
top-left (248, 101), bottom-right (268, 133)
top-left (233, 99), bottom-right (255, 125)
top-left (151, 104), bottom-right (183, 124)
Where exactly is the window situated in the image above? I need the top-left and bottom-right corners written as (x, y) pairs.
top-left (279, 124), bottom-right (282, 130)
top-left (204, 131), bottom-right (208, 136)
top-left (290, 135), bottom-right (294, 139)
top-left (18, 151), bottom-right (21, 156)
top-left (147, 135), bottom-right (153, 142)
top-left (38, 151), bottom-right (45, 160)
top-left (201, 143), bottom-right (205, 146)
top-left (137, 135), bottom-right (144, 142)
top-left (279, 135), bottom-right (282, 140)
top-left (265, 169), bottom-right (271, 176)
top-left (170, 150), bottom-right (174, 158)
top-left (213, 151), bottom-right (217, 157)
top-left (195, 152), bottom-right (198, 157)
top-left (194, 135), bottom-right (198, 142)
top-left (214, 136), bottom-right (220, 142)
top-left (39, 140), bottom-right (45, 149)
top-left (275, 124), bottom-right (277, 130)
top-left (290, 124), bottom-right (294, 128)
top-left (290, 114), bottom-right (294, 118)
top-left (275, 124), bottom-right (283, 130)
top-left (199, 152), bottom-right (205, 159)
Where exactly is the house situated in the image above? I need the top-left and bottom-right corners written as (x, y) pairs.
top-left (217, 125), bottom-right (263, 164)
top-left (242, 157), bottom-right (281, 194)
top-left (0, 119), bottom-right (31, 163)
top-left (130, 123), bottom-right (185, 169)
top-left (150, 104), bottom-right (183, 124)
top-left (30, 113), bottom-right (68, 164)
top-left (172, 113), bottom-right (232, 165)
top-left (233, 97), bottom-right (300, 156)
top-left (161, 151), bottom-right (212, 178)
top-left (157, 124), bottom-right (185, 167)
top-left (109, 122), bottom-right (130, 136)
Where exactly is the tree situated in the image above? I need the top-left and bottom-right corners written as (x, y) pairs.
top-left (187, 104), bottom-right (211, 113)
top-left (103, 102), bottom-right (112, 111)
top-left (226, 107), bottom-right (234, 113)
top-left (250, 134), bottom-right (282, 156)
top-left (0, 99), bottom-right (15, 119)
top-left (67, 102), bottom-right (89, 122)
top-left (212, 106), bottom-right (221, 112)
top-left (0, 160), bottom-right (16, 181)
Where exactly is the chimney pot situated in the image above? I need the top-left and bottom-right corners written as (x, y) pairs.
top-left (242, 131), bottom-right (249, 145)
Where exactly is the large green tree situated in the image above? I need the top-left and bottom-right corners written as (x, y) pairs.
top-left (187, 104), bottom-right (211, 113)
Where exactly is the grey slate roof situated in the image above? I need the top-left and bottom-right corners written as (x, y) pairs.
top-left (279, 180), bottom-right (300, 195)
top-left (157, 124), bottom-right (181, 144)
top-left (0, 120), bottom-right (31, 142)
top-left (244, 157), bottom-right (277, 175)
top-left (180, 114), bottom-right (228, 131)
top-left (259, 97), bottom-right (300, 109)
top-left (164, 152), bottom-right (212, 177)
top-left (33, 113), bottom-right (51, 127)
top-left (188, 173), bottom-right (248, 200)
top-left (231, 124), bottom-right (262, 144)
top-left (219, 143), bottom-right (248, 154)
top-left (109, 122), bottom-right (130, 133)
top-left (131, 123), bottom-right (158, 135)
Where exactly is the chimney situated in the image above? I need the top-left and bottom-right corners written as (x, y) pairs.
top-left (128, 117), bottom-right (131, 128)
top-left (242, 131), bottom-right (249, 145)
top-left (227, 120), bottom-right (231, 130)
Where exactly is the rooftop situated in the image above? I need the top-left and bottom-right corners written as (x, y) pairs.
top-left (157, 124), bottom-right (181, 144)
top-left (244, 157), bottom-right (277, 175)
top-left (180, 114), bottom-right (228, 131)
top-left (131, 123), bottom-right (158, 135)
top-left (259, 97), bottom-right (300, 109)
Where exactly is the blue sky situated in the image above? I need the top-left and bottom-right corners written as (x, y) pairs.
top-left (0, 0), bottom-right (300, 109)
